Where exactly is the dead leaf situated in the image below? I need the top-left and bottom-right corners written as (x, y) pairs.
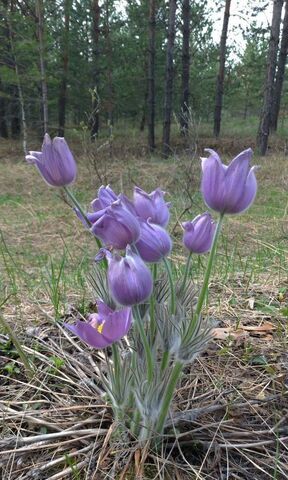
top-left (212, 322), bottom-right (276, 340)
top-left (248, 297), bottom-right (255, 309)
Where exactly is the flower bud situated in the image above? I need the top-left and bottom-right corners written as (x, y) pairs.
top-left (182, 213), bottom-right (215, 254)
top-left (133, 187), bottom-right (170, 226)
top-left (201, 148), bottom-right (258, 214)
top-left (107, 246), bottom-right (153, 306)
top-left (135, 219), bottom-right (172, 263)
top-left (26, 134), bottom-right (77, 187)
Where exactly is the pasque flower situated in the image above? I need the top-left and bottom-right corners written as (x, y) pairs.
top-left (107, 246), bottom-right (153, 306)
top-left (26, 133), bottom-right (77, 187)
top-left (133, 187), bottom-right (170, 227)
top-left (136, 219), bottom-right (172, 263)
top-left (182, 212), bottom-right (215, 254)
top-left (90, 199), bottom-right (140, 249)
top-left (201, 148), bottom-right (258, 214)
top-left (64, 301), bottom-right (132, 349)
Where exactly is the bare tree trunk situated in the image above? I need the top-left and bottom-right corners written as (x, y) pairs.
top-left (148, 0), bottom-right (156, 151)
top-left (162, 0), bottom-right (177, 158)
top-left (8, 0), bottom-right (28, 153)
top-left (90, 0), bottom-right (100, 140)
top-left (270, 0), bottom-right (288, 131)
top-left (58, 0), bottom-right (71, 137)
top-left (213, 0), bottom-right (231, 138)
top-left (257, 0), bottom-right (283, 155)
top-left (140, 66), bottom-right (148, 131)
top-left (35, 0), bottom-right (48, 134)
top-left (0, 78), bottom-right (9, 138)
top-left (180, 0), bottom-right (190, 136)
top-left (104, 0), bottom-right (114, 158)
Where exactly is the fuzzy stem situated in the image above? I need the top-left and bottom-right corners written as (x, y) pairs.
top-left (162, 257), bottom-right (176, 315)
top-left (63, 186), bottom-right (102, 250)
top-left (156, 360), bottom-right (183, 433)
top-left (134, 306), bottom-right (154, 384)
top-left (194, 214), bottom-right (224, 319)
top-left (149, 263), bottom-right (158, 344)
top-left (179, 252), bottom-right (192, 294)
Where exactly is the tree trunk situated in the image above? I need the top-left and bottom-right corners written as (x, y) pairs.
top-left (90, 0), bottom-right (100, 140)
top-left (0, 78), bottom-right (9, 138)
top-left (213, 0), bottom-right (231, 138)
top-left (58, 0), bottom-right (71, 137)
top-left (35, 0), bottom-right (48, 134)
top-left (270, 0), bottom-right (288, 131)
top-left (147, 0), bottom-right (156, 151)
top-left (180, 0), bottom-right (190, 136)
top-left (257, 0), bottom-right (283, 155)
top-left (162, 0), bottom-right (177, 158)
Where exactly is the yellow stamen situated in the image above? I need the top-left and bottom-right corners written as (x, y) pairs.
top-left (97, 321), bottom-right (105, 334)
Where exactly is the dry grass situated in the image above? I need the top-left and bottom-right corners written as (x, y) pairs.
top-left (0, 137), bottom-right (287, 479)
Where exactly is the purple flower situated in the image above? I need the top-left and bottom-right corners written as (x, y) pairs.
top-left (91, 185), bottom-right (118, 212)
top-left (107, 246), bottom-right (153, 306)
top-left (133, 187), bottom-right (170, 226)
top-left (201, 148), bottom-right (258, 214)
top-left (182, 213), bottom-right (216, 254)
top-left (90, 199), bottom-right (140, 249)
top-left (64, 301), bottom-right (132, 349)
top-left (135, 219), bottom-right (172, 263)
top-left (26, 133), bottom-right (77, 187)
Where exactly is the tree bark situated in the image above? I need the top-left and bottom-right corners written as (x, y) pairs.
top-left (147, 0), bottom-right (156, 151)
top-left (0, 78), bottom-right (8, 138)
top-left (58, 0), bottom-right (72, 137)
top-left (213, 0), bottom-right (231, 138)
top-left (257, 0), bottom-right (283, 155)
top-left (90, 0), bottom-right (100, 139)
top-left (162, 0), bottom-right (177, 158)
top-left (270, 0), bottom-right (288, 131)
top-left (180, 0), bottom-right (190, 136)
top-left (35, 0), bottom-right (48, 134)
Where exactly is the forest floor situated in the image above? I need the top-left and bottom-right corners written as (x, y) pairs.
top-left (0, 135), bottom-right (287, 479)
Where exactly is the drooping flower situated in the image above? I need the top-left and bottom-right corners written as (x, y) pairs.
top-left (201, 148), bottom-right (258, 214)
top-left (107, 246), bottom-right (153, 306)
top-left (133, 187), bottom-right (170, 226)
top-left (64, 301), bottom-right (132, 349)
top-left (26, 133), bottom-right (77, 187)
top-left (135, 219), bottom-right (172, 263)
top-left (90, 199), bottom-right (140, 249)
top-left (182, 212), bottom-right (215, 254)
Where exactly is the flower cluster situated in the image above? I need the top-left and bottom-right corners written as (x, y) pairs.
top-left (26, 135), bottom-right (258, 438)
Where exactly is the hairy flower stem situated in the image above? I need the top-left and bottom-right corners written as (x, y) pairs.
top-left (156, 361), bottom-right (183, 434)
top-left (160, 350), bottom-right (170, 372)
top-left (156, 215), bottom-right (224, 434)
top-left (149, 264), bottom-right (158, 344)
top-left (63, 186), bottom-right (102, 250)
top-left (162, 257), bottom-right (176, 315)
top-left (193, 214), bottom-right (224, 321)
top-left (179, 252), bottom-right (192, 294)
top-left (134, 306), bottom-right (154, 384)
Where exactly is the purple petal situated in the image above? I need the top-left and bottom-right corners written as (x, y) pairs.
top-left (223, 149), bottom-right (252, 212)
top-left (201, 152), bottom-right (226, 212)
top-left (64, 321), bottom-right (111, 348)
top-left (226, 166), bottom-right (258, 214)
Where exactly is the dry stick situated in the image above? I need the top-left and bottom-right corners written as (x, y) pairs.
top-left (0, 428), bottom-right (107, 449)
top-left (22, 445), bottom-right (92, 479)
top-left (46, 459), bottom-right (89, 480)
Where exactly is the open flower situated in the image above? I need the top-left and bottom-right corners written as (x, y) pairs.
top-left (182, 212), bottom-right (215, 254)
top-left (135, 219), bottom-right (172, 262)
top-left (201, 148), bottom-right (258, 214)
top-left (107, 246), bottom-right (153, 306)
top-left (90, 199), bottom-right (140, 249)
top-left (133, 187), bottom-right (170, 226)
top-left (26, 133), bottom-right (77, 187)
top-left (90, 185), bottom-right (118, 212)
top-left (64, 301), bottom-right (132, 349)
